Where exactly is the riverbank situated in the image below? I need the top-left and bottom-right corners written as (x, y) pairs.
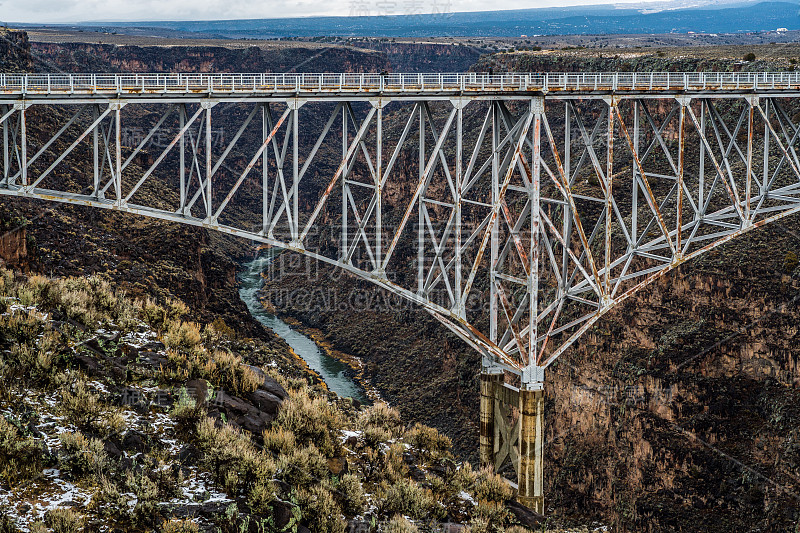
top-left (237, 255), bottom-right (373, 404)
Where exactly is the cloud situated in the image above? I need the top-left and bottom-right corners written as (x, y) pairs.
top-left (1, 0), bottom-right (655, 24)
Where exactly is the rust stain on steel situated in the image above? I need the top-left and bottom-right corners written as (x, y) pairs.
top-left (495, 280), bottom-right (528, 367)
top-left (686, 105), bottom-right (744, 222)
top-left (462, 111), bottom-right (535, 301)
top-left (614, 104), bottom-right (677, 256)
top-left (540, 113), bottom-right (603, 292)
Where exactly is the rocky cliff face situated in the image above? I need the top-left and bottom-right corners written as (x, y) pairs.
top-left (31, 41), bottom-right (388, 73)
top-left (347, 40), bottom-right (486, 72)
top-left (0, 29), bottom-right (32, 72)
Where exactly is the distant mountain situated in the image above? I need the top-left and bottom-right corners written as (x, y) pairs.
top-left (75, 1), bottom-right (800, 38)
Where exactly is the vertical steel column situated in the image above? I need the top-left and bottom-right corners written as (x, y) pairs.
top-left (677, 98), bottom-right (687, 254)
top-left (418, 103), bottom-right (425, 294)
top-left (528, 97), bottom-right (542, 365)
top-left (293, 103), bottom-right (300, 243)
top-left (763, 98), bottom-right (770, 192)
top-left (262, 103), bottom-right (270, 234)
top-left (699, 100), bottom-right (706, 209)
top-left (3, 105), bottom-right (9, 185)
top-left (518, 388), bottom-right (545, 514)
top-left (489, 102), bottom-right (500, 344)
top-left (454, 99), bottom-right (464, 316)
top-left (342, 105), bottom-right (348, 259)
top-left (746, 97), bottom-right (755, 222)
top-left (114, 102), bottom-right (121, 203)
top-left (205, 103), bottom-right (213, 221)
top-left (518, 97), bottom-right (544, 514)
top-left (20, 104), bottom-right (27, 187)
top-left (376, 101), bottom-right (383, 269)
top-left (632, 100), bottom-right (639, 242)
top-left (604, 99), bottom-right (614, 293)
top-left (180, 104), bottom-right (186, 213)
top-left (93, 105), bottom-right (99, 196)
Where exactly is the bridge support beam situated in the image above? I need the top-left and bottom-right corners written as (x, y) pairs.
top-left (517, 387), bottom-right (545, 514)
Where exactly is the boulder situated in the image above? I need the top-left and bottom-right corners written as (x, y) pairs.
top-left (245, 389), bottom-right (283, 416)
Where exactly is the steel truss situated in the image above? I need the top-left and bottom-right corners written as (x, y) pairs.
top-left (3, 74), bottom-right (800, 508)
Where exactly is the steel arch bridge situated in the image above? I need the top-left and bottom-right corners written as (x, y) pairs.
top-left (3, 71), bottom-right (800, 511)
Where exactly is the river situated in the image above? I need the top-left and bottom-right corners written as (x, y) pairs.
top-left (238, 254), bottom-right (368, 404)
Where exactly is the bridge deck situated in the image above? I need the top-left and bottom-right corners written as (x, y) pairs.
top-left (2, 72), bottom-right (800, 99)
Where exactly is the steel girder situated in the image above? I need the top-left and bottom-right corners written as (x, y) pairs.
top-left (1, 88), bottom-right (799, 390)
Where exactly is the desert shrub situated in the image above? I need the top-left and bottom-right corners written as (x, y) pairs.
top-left (195, 417), bottom-right (276, 498)
top-left (0, 515), bottom-right (21, 533)
top-left (58, 431), bottom-right (108, 479)
top-left (276, 444), bottom-right (328, 487)
top-left (45, 276), bottom-right (137, 330)
top-left (358, 402), bottom-right (403, 437)
top-left (262, 427), bottom-right (297, 456)
top-left (380, 478), bottom-right (442, 520)
top-left (210, 349), bottom-right (260, 395)
top-left (44, 508), bottom-right (83, 533)
top-left (471, 499), bottom-right (510, 527)
top-left (384, 515), bottom-right (418, 533)
top-left (0, 415), bottom-right (43, 485)
top-left (461, 517), bottom-right (490, 533)
top-left (425, 473), bottom-right (450, 499)
top-left (141, 297), bottom-right (168, 331)
top-left (363, 424), bottom-right (392, 448)
top-left (275, 388), bottom-right (342, 456)
top-left (295, 485), bottom-right (346, 533)
top-left (246, 480), bottom-right (276, 515)
top-left (207, 317), bottom-right (236, 340)
top-left (0, 306), bottom-right (46, 346)
top-left (164, 320), bottom-right (202, 351)
top-left (504, 527), bottom-right (533, 533)
top-left (744, 52), bottom-right (756, 62)
top-left (382, 443), bottom-right (409, 483)
top-left (126, 469), bottom-right (161, 523)
top-left (785, 251), bottom-right (799, 273)
top-left (92, 476), bottom-right (131, 518)
top-left (404, 423), bottom-right (451, 460)
top-left (163, 348), bottom-right (259, 397)
top-left (171, 386), bottom-right (199, 422)
top-left (2, 329), bottom-right (62, 383)
top-left (472, 466), bottom-right (513, 504)
top-left (453, 462), bottom-right (479, 492)
top-left (161, 520), bottom-right (200, 533)
top-left (337, 473), bottom-right (366, 516)
top-left (59, 379), bottom-right (104, 431)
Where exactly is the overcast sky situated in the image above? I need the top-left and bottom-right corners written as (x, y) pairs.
top-left (1, 0), bottom-right (659, 24)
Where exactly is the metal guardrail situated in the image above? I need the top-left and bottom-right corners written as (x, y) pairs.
top-left (1, 72), bottom-right (800, 95)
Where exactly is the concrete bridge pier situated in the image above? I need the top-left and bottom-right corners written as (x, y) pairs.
top-left (517, 386), bottom-right (545, 514)
top-left (480, 364), bottom-right (545, 515)
top-left (479, 369), bottom-right (504, 467)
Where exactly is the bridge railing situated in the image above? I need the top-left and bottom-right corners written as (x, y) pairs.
top-left (1, 71), bottom-right (800, 95)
